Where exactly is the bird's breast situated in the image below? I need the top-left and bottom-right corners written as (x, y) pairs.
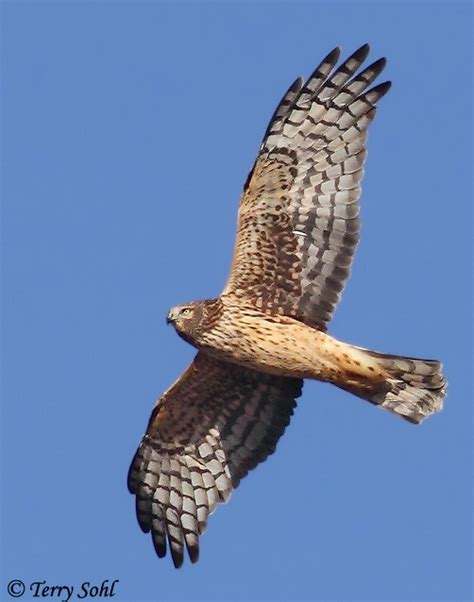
top-left (194, 306), bottom-right (327, 379)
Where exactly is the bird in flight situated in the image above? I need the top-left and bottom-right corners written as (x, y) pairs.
top-left (128, 44), bottom-right (446, 568)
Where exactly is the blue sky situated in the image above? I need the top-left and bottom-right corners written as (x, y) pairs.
top-left (2, 2), bottom-right (472, 601)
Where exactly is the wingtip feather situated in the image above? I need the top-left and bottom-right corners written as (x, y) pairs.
top-left (351, 43), bottom-right (371, 63)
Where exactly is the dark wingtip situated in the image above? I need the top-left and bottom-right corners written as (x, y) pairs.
top-left (327, 46), bottom-right (341, 64)
top-left (151, 532), bottom-right (167, 558)
top-left (351, 43), bottom-right (370, 62)
top-left (292, 76), bottom-right (304, 91)
top-left (380, 80), bottom-right (392, 95)
top-left (371, 80), bottom-right (392, 99)
top-left (370, 56), bottom-right (387, 76)
top-left (188, 544), bottom-right (200, 564)
top-left (171, 547), bottom-right (184, 569)
top-left (138, 522), bottom-right (150, 534)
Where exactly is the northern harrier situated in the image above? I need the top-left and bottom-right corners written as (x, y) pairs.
top-left (128, 45), bottom-right (446, 567)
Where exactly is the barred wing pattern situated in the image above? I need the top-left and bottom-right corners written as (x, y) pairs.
top-left (128, 352), bottom-right (302, 567)
top-left (223, 45), bottom-right (391, 329)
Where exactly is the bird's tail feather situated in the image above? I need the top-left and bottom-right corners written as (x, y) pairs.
top-left (338, 346), bottom-right (446, 424)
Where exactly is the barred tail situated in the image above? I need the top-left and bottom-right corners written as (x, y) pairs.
top-left (339, 346), bottom-right (447, 424)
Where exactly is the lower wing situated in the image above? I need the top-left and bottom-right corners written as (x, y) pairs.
top-left (128, 352), bottom-right (302, 567)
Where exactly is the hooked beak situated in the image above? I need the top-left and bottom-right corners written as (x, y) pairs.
top-left (166, 308), bottom-right (177, 325)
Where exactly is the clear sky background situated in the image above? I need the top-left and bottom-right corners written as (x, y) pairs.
top-left (2, 2), bottom-right (472, 601)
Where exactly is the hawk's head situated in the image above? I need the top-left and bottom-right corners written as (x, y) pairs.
top-left (166, 299), bottom-right (222, 345)
top-left (167, 302), bottom-right (202, 328)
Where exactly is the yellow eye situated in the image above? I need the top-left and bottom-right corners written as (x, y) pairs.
top-left (181, 308), bottom-right (190, 316)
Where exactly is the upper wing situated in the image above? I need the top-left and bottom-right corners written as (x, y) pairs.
top-left (128, 352), bottom-right (302, 567)
top-left (222, 45), bottom-right (390, 329)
